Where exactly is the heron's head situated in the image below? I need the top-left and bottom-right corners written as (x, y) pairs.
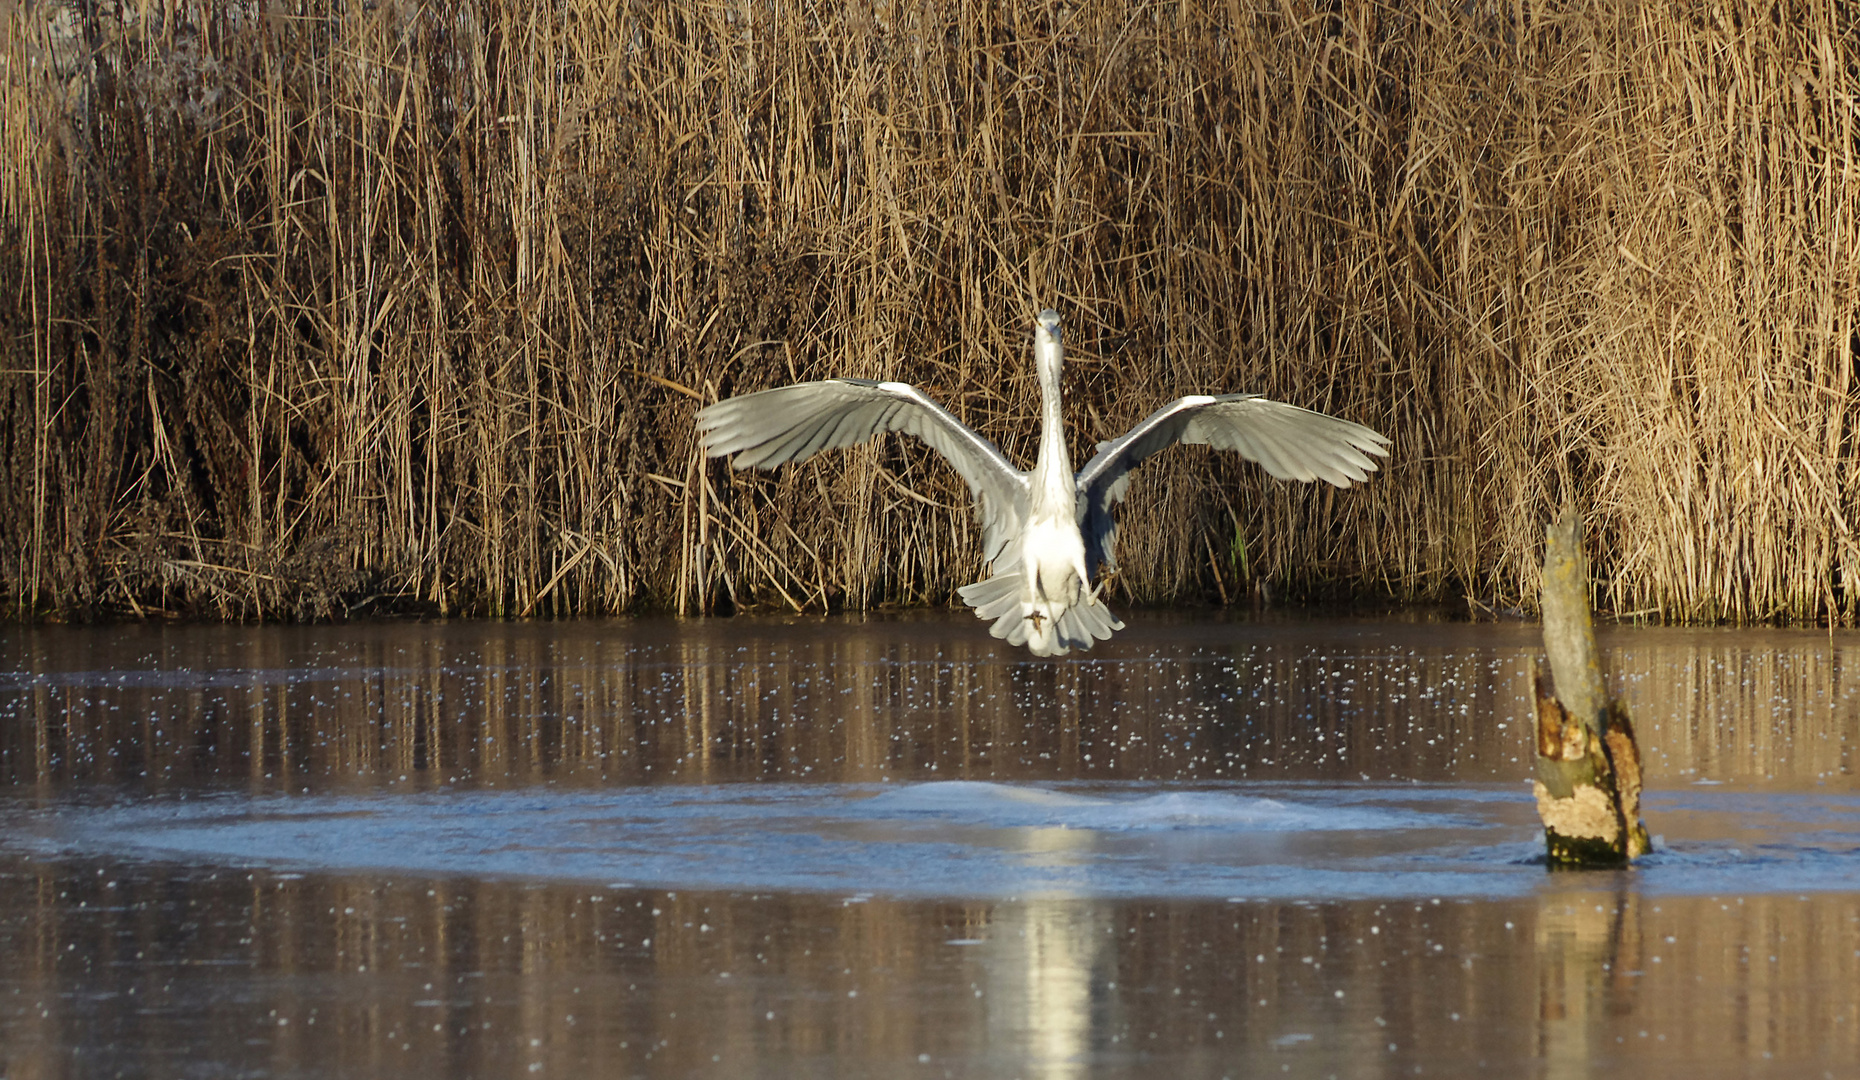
top-left (1034, 309), bottom-right (1063, 343)
top-left (1030, 309), bottom-right (1065, 384)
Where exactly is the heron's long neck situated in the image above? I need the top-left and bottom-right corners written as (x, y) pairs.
top-left (1029, 335), bottom-right (1073, 509)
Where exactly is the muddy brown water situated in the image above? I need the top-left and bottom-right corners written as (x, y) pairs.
top-left (1, 612), bottom-right (1857, 1078)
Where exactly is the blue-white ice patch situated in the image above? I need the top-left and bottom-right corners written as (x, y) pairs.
top-left (8, 781), bottom-right (1858, 900)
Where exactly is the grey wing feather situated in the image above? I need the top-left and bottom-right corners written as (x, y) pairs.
top-left (696, 378), bottom-right (1030, 563)
top-left (1075, 394), bottom-right (1390, 575)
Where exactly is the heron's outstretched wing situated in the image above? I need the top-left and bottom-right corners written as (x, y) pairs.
top-left (697, 378), bottom-right (1030, 562)
top-left (1074, 394), bottom-right (1390, 574)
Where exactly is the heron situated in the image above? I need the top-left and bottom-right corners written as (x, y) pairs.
top-left (696, 309), bottom-right (1390, 655)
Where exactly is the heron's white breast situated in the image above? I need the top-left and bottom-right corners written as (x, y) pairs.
top-left (1021, 513), bottom-right (1086, 587)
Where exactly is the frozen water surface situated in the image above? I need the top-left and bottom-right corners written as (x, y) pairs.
top-left (23, 781), bottom-right (1524, 900)
top-left (2, 612), bottom-right (1859, 1077)
top-left (24, 781), bottom-right (1860, 901)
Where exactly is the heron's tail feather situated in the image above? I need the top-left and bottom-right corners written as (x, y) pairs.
top-left (956, 574), bottom-right (1021, 621)
top-left (1056, 596), bottom-right (1123, 645)
top-left (956, 574), bottom-right (1123, 657)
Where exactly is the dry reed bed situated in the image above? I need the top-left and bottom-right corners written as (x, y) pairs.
top-left (1, 0), bottom-right (1855, 622)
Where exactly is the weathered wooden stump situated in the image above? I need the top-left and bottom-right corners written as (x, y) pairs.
top-left (1533, 505), bottom-right (1650, 866)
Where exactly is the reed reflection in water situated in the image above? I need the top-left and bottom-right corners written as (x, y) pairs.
top-left (1, 861), bottom-right (1856, 1077)
top-left (2, 615), bottom-right (1858, 790)
top-left (0, 613), bottom-right (1857, 1078)
top-left (2, 614), bottom-right (1549, 791)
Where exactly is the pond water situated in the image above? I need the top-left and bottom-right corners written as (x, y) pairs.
top-left (1, 612), bottom-right (1856, 1078)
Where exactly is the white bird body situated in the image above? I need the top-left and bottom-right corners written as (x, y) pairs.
top-left (986, 316), bottom-right (1104, 654)
top-left (696, 310), bottom-right (1390, 655)
top-left (1002, 511), bottom-right (1094, 655)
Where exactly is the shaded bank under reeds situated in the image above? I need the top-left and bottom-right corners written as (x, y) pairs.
top-left (2, 0), bottom-right (1856, 622)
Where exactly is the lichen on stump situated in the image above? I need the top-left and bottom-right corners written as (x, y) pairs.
top-left (1534, 505), bottom-right (1651, 867)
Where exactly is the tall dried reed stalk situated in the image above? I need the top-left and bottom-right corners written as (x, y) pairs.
top-left (2, 0), bottom-right (1856, 623)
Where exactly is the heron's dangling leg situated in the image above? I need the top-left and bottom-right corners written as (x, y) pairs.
top-left (1072, 555), bottom-right (1100, 607)
top-left (1026, 569), bottom-right (1050, 630)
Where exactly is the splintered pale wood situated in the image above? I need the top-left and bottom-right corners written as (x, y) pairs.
top-left (1533, 674), bottom-right (1651, 864)
top-left (1534, 509), bottom-right (1650, 866)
